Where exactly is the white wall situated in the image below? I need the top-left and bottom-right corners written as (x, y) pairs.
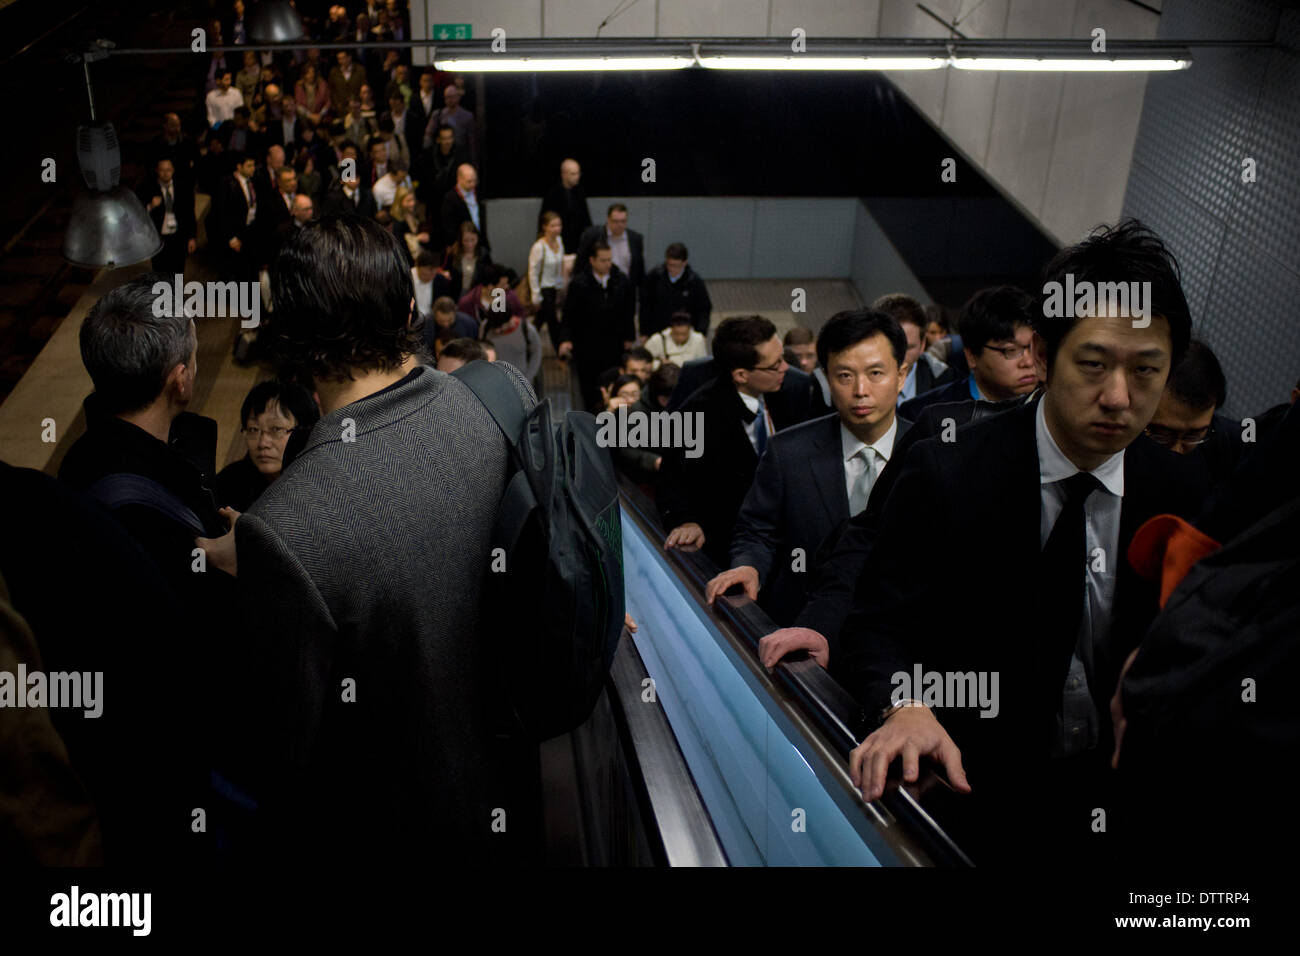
top-left (417, 0), bottom-right (1163, 246)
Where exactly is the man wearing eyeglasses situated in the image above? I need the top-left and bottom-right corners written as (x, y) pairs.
top-left (899, 285), bottom-right (1041, 420)
top-left (659, 315), bottom-right (812, 568)
top-left (1144, 339), bottom-right (1243, 485)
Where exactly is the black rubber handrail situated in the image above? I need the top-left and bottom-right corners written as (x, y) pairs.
top-left (617, 474), bottom-right (973, 866)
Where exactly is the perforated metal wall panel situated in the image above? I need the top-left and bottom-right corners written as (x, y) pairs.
top-left (1121, 0), bottom-right (1300, 418)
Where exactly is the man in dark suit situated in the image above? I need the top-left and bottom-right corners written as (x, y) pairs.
top-left (705, 309), bottom-right (913, 628)
top-left (319, 176), bottom-right (378, 220)
top-left (258, 85), bottom-right (300, 153)
top-left (212, 151), bottom-right (261, 281)
top-left (256, 165), bottom-right (298, 266)
top-left (148, 112), bottom-right (200, 193)
top-left (658, 315), bottom-right (813, 568)
top-left (227, 216), bottom-right (538, 865)
top-left (641, 242), bottom-right (712, 337)
top-left (539, 158), bottom-right (592, 254)
top-left (137, 158), bottom-right (196, 277)
top-left (873, 293), bottom-right (957, 405)
top-left (577, 203), bottom-right (645, 298)
top-left (414, 123), bottom-right (463, 228)
top-left (1144, 339), bottom-right (1243, 484)
top-left (669, 355), bottom-right (829, 420)
top-left (555, 241), bottom-right (635, 412)
top-left (899, 285), bottom-right (1040, 420)
top-left (406, 70), bottom-right (439, 167)
top-left (440, 162), bottom-right (487, 250)
top-left (837, 221), bottom-right (1207, 861)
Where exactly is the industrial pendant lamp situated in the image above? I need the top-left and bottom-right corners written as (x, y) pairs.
top-left (62, 40), bottom-right (162, 269)
top-left (246, 0), bottom-right (306, 44)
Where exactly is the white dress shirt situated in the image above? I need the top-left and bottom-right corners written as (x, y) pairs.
top-left (412, 267), bottom-right (434, 318)
top-left (841, 417), bottom-right (898, 516)
top-left (1035, 398), bottom-right (1124, 758)
top-left (738, 391), bottom-right (773, 455)
top-left (206, 86), bottom-right (244, 127)
top-left (608, 230), bottom-right (631, 278)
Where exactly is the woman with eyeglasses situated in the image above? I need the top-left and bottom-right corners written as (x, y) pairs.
top-left (216, 379), bottom-right (320, 513)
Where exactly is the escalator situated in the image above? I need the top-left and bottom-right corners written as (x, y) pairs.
top-left (535, 357), bottom-right (972, 866)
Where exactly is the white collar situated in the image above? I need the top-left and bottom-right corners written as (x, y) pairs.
top-left (738, 390), bottom-right (762, 416)
top-left (840, 416), bottom-right (898, 464)
top-left (1035, 396), bottom-right (1124, 496)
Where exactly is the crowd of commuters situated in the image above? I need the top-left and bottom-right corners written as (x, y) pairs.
top-left (0, 1), bottom-right (1294, 871)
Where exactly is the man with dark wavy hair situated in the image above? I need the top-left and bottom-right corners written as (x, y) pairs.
top-left (228, 215), bottom-right (536, 864)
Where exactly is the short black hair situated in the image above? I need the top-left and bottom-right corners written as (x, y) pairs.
top-left (267, 215), bottom-right (422, 383)
top-left (607, 202), bottom-right (628, 217)
top-left (872, 293), bottom-right (927, 334)
top-left (589, 240), bottom-right (611, 256)
top-left (440, 338), bottom-right (486, 363)
top-left (239, 379), bottom-right (320, 432)
top-left (665, 242), bottom-right (688, 261)
top-left (816, 309), bottom-right (907, 370)
top-left (623, 346), bottom-right (653, 366)
top-left (783, 326), bottom-right (814, 347)
top-left (80, 273), bottom-right (195, 415)
top-left (1035, 218), bottom-right (1191, 371)
top-left (669, 311), bottom-right (692, 328)
top-left (958, 285), bottom-right (1034, 355)
top-left (609, 374), bottom-right (642, 399)
top-left (713, 315), bottom-right (777, 375)
top-left (1166, 339), bottom-right (1227, 411)
top-left (648, 362), bottom-right (679, 404)
top-left (415, 250), bottom-right (437, 268)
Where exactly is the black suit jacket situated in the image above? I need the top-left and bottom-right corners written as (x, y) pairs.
top-left (835, 398), bottom-right (1209, 775)
top-left (657, 375), bottom-right (815, 568)
top-left (320, 180), bottom-right (378, 220)
top-left (641, 263), bottom-right (712, 337)
top-left (539, 183), bottom-right (592, 253)
top-left (898, 374), bottom-right (975, 421)
top-left (576, 224), bottom-right (645, 291)
top-left (799, 395), bottom-right (1031, 651)
top-left (556, 266), bottom-right (635, 373)
top-left (136, 179), bottom-right (196, 243)
top-left (730, 412), bottom-right (912, 627)
top-left (213, 174), bottom-right (259, 248)
top-left (263, 114), bottom-right (300, 151)
top-left (669, 358), bottom-right (823, 424)
top-left (913, 354), bottom-right (957, 396)
top-left (440, 188), bottom-right (488, 250)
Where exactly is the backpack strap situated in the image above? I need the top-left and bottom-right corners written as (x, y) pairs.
top-left (451, 360), bottom-right (529, 443)
top-left (450, 361), bottom-right (538, 551)
top-left (86, 472), bottom-right (207, 536)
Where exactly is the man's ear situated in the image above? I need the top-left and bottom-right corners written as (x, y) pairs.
top-left (165, 362), bottom-right (189, 402)
top-left (731, 367), bottom-right (747, 389)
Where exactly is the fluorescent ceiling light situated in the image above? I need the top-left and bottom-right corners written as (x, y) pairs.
top-left (698, 55), bottom-right (946, 70)
top-left (434, 56), bottom-right (693, 71)
top-left (952, 57), bottom-right (1189, 71)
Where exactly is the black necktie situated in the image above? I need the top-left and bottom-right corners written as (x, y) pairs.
top-left (163, 184), bottom-right (173, 212)
top-left (1036, 471), bottom-right (1102, 726)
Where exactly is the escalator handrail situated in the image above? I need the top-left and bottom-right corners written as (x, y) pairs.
top-left (618, 475), bottom-right (973, 866)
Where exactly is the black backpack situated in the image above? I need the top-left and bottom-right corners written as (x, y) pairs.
top-left (451, 360), bottom-right (625, 741)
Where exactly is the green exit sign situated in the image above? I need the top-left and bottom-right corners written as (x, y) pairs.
top-left (433, 23), bottom-right (471, 40)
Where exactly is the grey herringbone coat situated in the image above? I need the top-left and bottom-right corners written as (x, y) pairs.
top-left (232, 362), bottom-right (535, 862)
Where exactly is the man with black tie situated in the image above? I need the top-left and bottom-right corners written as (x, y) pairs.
top-left (658, 315), bottom-right (813, 568)
top-left (257, 166), bottom-right (298, 265)
top-left (577, 203), bottom-right (645, 299)
top-left (837, 221), bottom-right (1208, 860)
top-left (704, 309), bottom-right (912, 628)
top-left (138, 158), bottom-right (196, 278)
top-left (320, 175), bottom-right (378, 220)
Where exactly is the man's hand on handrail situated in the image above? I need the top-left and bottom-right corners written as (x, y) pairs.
top-left (705, 565), bottom-right (759, 605)
top-left (849, 704), bottom-right (971, 802)
top-left (758, 627), bottom-right (830, 670)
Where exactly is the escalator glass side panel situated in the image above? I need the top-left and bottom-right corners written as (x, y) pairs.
top-left (622, 509), bottom-right (886, 866)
